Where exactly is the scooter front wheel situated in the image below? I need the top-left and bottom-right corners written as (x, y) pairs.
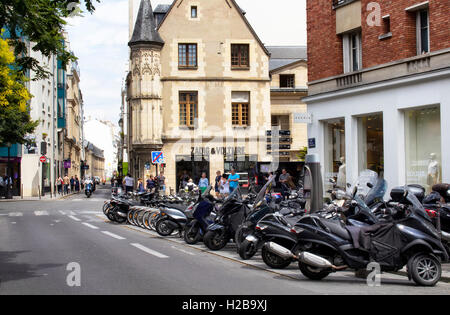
top-left (184, 222), bottom-right (202, 245)
top-left (408, 253), bottom-right (441, 286)
top-left (155, 218), bottom-right (175, 236)
top-left (238, 239), bottom-right (258, 260)
top-left (204, 230), bottom-right (228, 251)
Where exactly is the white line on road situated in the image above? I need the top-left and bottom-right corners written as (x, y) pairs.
top-left (68, 215), bottom-right (81, 222)
top-left (82, 222), bottom-right (99, 230)
top-left (130, 243), bottom-right (169, 259)
top-left (171, 245), bottom-right (196, 256)
top-left (9, 212), bottom-right (23, 217)
top-left (34, 211), bottom-right (49, 216)
top-left (58, 210), bottom-right (66, 215)
top-left (102, 231), bottom-right (126, 240)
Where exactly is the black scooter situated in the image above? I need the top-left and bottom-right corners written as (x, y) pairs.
top-left (265, 187), bottom-right (448, 286)
top-left (203, 188), bottom-right (251, 251)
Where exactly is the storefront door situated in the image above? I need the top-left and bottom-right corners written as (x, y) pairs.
top-left (176, 156), bottom-right (210, 190)
top-left (358, 114), bottom-right (384, 177)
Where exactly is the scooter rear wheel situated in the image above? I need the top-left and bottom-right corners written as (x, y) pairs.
top-left (184, 222), bottom-right (202, 245)
top-left (408, 253), bottom-right (441, 287)
top-left (155, 218), bottom-right (175, 236)
top-left (298, 261), bottom-right (331, 280)
top-left (261, 246), bottom-right (291, 269)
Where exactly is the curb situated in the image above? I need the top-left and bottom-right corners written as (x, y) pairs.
top-left (392, 270), bottom-right (450, 283)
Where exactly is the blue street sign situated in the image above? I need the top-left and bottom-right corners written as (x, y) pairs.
top-left (152, 151), bottom-right (164, 164)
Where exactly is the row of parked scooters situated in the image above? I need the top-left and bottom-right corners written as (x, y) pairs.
top-left (103, 169), bottom-right (450, 287)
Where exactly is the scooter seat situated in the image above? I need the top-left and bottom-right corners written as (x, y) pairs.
top-left (163, 203), bottom-right (186, 211)
top-left (321, 219), bottom-right (352, 241)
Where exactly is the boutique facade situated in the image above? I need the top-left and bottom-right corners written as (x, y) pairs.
top-left (305, 0), bottom-right (450, 195)
top-left (306, 50), bottom-right (450, 193)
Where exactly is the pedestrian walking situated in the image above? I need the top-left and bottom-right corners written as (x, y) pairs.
top-left (70, 176), bottom-right (75, 192)
top-left (198, 172), bottom-right (209, 194)
top-left (0, 176), bottom-right (5, 199)
top-left (146, 175), bottom-right (156, 192)
top-left (279, 169), bottom-right (291, 200)
top-left (63, 175), bottom-right (70, 195)
top-left (157, 172), bottom-right (166, 194)
top-left (137, 178), bottom-right (145, 193)
top-left (214, 171), bottom-right (222, 197)
top-left (75, 176), bottom-right (80, 193)
top-left (56, 176), bottom-right (63, 195)
top-left (219, 175), bottom-right (230, 198)
top-left (227, 169), bottom-right (240, 193)
top-left (123, 173), bottom-right (135, 193)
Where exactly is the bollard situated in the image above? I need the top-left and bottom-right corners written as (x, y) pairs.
top-left (39, 185), bottom-right (41, 200)
top-left (305, 154), bottom-right (323, 213)
top-left (21, 184), bottom-right (23, 199)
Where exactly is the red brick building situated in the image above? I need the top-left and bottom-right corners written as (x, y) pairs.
top-left (304, 0), bottom-right (450, 195)
top-left (307, 0), bottom-right (450, 82)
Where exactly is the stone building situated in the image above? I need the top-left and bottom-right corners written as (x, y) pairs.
top-left (126, 0), bottom-right (273, 190)
top-left (268, 46), bottom-right (308, 162)
top-left (84, 141), bottom-right (105, 179)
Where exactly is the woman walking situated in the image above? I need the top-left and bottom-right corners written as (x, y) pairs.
top-left (198, 172), bottom-right (209, 194)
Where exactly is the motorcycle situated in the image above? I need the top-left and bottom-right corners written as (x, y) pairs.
top-left (85, 182), bottom-right (93, 198)
top-left (264, 185), bottom-right (448, 286)
top-left (183, 186), bottom-right (220, 245)
top-left (203, 187), bottom-right (252, 251)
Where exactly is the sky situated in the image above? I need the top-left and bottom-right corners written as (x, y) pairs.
top-left (65, 0), bottom-right (307, 127)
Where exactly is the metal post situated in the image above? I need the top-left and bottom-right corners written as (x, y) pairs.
top-left (6, 145), bottom-right (12, 199)
top-left (305, 154), bottom-right (324, 213)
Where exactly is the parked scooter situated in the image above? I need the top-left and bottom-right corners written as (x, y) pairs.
top-left (155, 200), bottom-right (194, 237)
top-left (203, 187), bottom-right (252, 251)
top-left (183, 186), bottom-right (220, 244)
top-left (264, 185), bottom-right (448, 286)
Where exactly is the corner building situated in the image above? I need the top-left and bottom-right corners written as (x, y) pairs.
top-left (126, 0), bottom-right (272, 190)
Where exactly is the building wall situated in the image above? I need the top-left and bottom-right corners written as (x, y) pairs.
top-left (307, 0), bottom-right (450, 82)
top-left (270, 61), bottom-right (309, 160)
top-left (307, 74), bottom-right (450, 194)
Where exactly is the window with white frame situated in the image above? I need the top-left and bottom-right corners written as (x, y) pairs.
top-left (342, 31), bottom-right (362, 73)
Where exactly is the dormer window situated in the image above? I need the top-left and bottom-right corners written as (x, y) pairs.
top-left (191, 6), bottom-right (198, 18)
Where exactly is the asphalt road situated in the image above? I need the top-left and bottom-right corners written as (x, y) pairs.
top-left (1, 186), bottom-right (449, 295)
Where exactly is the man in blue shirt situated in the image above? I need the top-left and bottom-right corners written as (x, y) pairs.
top-left (228, 169), bottom-right (240, 193)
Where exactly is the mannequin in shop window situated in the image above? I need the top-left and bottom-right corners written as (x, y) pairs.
top-left (427, 153), bottom-right (440, 191)
top-left (337, 157), bottom-right (346, 188)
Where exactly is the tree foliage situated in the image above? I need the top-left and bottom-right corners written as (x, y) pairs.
top-left (0, 0), bottom-right (99, 80)
top-left (0, 35), bottom-right (38, 146)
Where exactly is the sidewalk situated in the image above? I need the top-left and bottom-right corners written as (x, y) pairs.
top-left (0, 191), bottom-right (79, 202)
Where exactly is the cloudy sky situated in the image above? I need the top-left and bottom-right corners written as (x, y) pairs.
top-left (65, 0), bottom-right (307, 126)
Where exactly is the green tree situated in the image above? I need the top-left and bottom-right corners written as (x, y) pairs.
top-left (0, 35), bottom-right (38, 146)
top-left (0, 0), bottom-right (99, 79)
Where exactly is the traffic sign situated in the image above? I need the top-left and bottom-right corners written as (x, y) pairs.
top-left (152, 151), bottom-right (164, 164)
top-left (39, 156), bottom-right (47, 163)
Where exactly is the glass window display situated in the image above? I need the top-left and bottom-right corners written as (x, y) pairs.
top-left (405, 106), bottom-right (441, 192)
top-left (324, 119), bottom-right (345, 187)
top-left (358, 114), bottom-right (384, 177)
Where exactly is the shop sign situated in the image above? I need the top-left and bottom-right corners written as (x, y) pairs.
top-left (191, 147), bottom-right (246, 156)
top-left (308, 138), bottom-right (316, 149)
top-left (64, 160), bottom-right (71, 169)
top-left (294, 112), bottom-right (313, 124)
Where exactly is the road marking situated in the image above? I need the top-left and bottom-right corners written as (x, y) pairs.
top-left (171, 245), bottom-right (195, 256)
top-left (82, 222), bottom-right (99, 230)
top-left (130, 243), bottom-right (169, 259)
top-left (9, 212), bottom-right (23, 217)
top-left (102, 231), bottom-right (126, 240)
top-left (79, 211), bottom-right (103, 215)
top-left (34, 211), bottom-right (49, 216)
top-left (68, 215), bottom-right (81, 222)
top-left (11, 222), bottom-right (17, 224)
top-left (58, 210), bottom-right (66, 215)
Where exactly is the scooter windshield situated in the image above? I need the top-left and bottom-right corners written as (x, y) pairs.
top-left (349, 169), bottom-right (379, 199)
top-left (364, 178), bottom-right (388, 206)
top-left (406, 191), bottom-right (432, 223)
top-left (201, 185), bottom-right (213, 198)
top-left (254, 176), bottom-right (276, 206)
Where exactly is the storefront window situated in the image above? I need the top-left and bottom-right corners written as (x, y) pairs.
top-left (405, 106), bottom-right (441, 192)
top-left (324, 119), bottom-right (346, 188)
top-left (358, 114), bottom-right (384, 177)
